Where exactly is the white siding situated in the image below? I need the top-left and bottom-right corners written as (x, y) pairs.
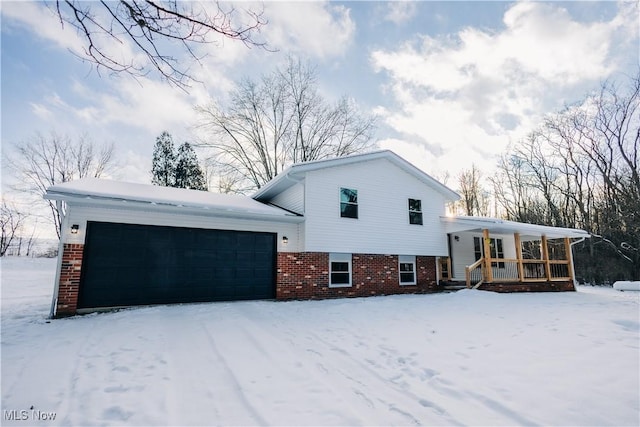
top-left (269, 182), bottom-right (304, 214)
top-left (62, 202), bottom-right (302, 252)
top-left (304, 158), bottom-right (449, 255)
top-left (449, 231), bottom-right (517, 280)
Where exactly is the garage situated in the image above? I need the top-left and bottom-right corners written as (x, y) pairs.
top-left (78, 221), bottom-right (276, 309)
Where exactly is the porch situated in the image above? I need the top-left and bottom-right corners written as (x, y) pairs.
top-left (439, 216), bottom-right (590, 292)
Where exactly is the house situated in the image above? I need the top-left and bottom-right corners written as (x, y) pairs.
top-left (44, 150), bottom-right (590, 317)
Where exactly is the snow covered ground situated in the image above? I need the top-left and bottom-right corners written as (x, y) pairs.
top-left (1, 257), bottom-right (639, 426)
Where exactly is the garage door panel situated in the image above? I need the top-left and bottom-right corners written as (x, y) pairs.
top-left (78, 222), bottom-right (276, 309)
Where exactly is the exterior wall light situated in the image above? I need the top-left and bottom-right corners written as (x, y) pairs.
top-left (282, 236), bottom-right (288, 245)
top-left (71, 224), bottom-right (79, 234)
top-left (454, 235), bottom-right (460, 242)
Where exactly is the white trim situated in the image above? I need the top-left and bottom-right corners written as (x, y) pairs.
top-left (45, 178), bottom-right (301, 222)
top-left (441, 215), bottom-right (591, 239)
top-left (329, 253), bottom-right (352, 288)
top-left (253, 150), bottom-right (460, 202)
top-left (399, 255), bottom-right (417, 285)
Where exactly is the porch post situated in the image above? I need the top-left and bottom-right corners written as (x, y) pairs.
top-left (514, 233), bottom-right (524, 281)
top-left (483, 229), bottom-right (493, 283)
top-left (541, 235), bottom-right (551, 280)
top-left (564, 237), bottom-right (575, 282)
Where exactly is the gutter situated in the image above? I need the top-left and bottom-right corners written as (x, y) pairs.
top-left (44, 191), bottom-right (304, 223)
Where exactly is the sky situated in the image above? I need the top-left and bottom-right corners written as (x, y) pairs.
top-left (1, 1), bottom-right (639, 234)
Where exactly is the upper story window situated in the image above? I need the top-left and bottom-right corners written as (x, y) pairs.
top-left (340, 188), bottom-right (358, 219)
top-left (329, 253), bottom-right (352, 287)
top-left (408, 198), bottom-right (423, 225)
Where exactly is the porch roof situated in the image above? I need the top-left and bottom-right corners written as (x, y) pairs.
top-left (440, 216), bottom-right (591, 240)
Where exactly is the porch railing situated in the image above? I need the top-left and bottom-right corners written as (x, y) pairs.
top-left (465, 257), bottom-right (571, 288)
top-left (465, 258), bottom-right (484, 288)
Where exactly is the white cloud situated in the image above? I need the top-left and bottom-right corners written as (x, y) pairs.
top-left (264, 2), bottom-right (355, 58)
top-left (29, 103), bottom-right (53, 121)
top-left (371, 2), bottom-right (638, 177)
top-left (1, 1), bottom-right (85, 53)
top-left (385, 2), bottom-right (418, 25)
top-left (2, 1), bottom-right (147, 73)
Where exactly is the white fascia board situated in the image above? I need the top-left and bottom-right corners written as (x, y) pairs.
top-left (253, 150), bottom-right (461, 202)
top-left (46, 192), bottom-right (304, 223)
top-left (441, 216), bottom-right (591, 239)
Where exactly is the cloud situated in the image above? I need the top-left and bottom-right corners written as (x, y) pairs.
top-left (29, 103), bottom-right (53, 121)
top-left (384, 2), bottom-right (418, 25)
top-left (385, 1), bottom-right (418, 25)
top-left (1, 1), bottom-right (85, 53)
top-left (371, 2), bottom-right (638, 177)
top-left (264, 2), bottom-right (355, 58)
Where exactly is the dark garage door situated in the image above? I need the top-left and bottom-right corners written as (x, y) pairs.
top-left (78, 221), bottom-right (276, 309)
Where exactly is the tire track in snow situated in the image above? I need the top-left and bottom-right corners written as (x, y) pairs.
top-left (54, 316), bottom-right (115, 425)
top-left (308, 330), bottom-right (540, 426)
top-left (199, 320), bottom-right (268, 426)
top-left (252, 315), bottom-right (461, 426)
top-left (304, 330), bottom-right (465, 426)
top-left (216, 305), bottom-right (373, 426)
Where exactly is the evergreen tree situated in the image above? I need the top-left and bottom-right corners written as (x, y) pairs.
top-left (175, 142), bottom-right (207, 190)
top-left (151, 131), bottom-right (176, 186)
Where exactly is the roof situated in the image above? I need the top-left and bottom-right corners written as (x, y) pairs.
top-left (441, 216), bottom-right (591, 240)
top-left (44, 178), bottom-right (301, 221)
top-left (252, 150), bottom-right (461, 202)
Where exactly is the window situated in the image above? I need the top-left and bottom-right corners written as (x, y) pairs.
top-left (399, 255), bottom-right (416, 285)
top-left (340, 188), bottom-right (358, 218)
top-left (330, 253), bottom-right (352, 287)
top-left (474, 237), bottom-right (483, 261)
top-left (408, 198), bottom-right (423, 225)
top-left (473, 236), bottom-right (505, 268)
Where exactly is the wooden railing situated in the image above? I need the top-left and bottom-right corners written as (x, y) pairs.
top-left (465, 258), bottom-right (484, 288)
top-left (465, 257), bottom-right (571, 288)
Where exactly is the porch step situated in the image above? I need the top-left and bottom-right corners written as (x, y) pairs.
top-left (441, 282), bottom-right (467, 291)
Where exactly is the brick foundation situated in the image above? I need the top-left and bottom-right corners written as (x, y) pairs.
top-left (276, 252), bottom-right (439, 300)
top-left (56, 243), bottom-right (84, 317)
top-left (478, 281), bottom-right (575, 292)
top-left (53, 248), bottom-right (439, 315)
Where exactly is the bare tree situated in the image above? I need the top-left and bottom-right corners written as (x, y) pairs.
top-left (0, 200), bottom-right (25, 257)
top-left (456, 164), bottom-right (490, 216)
top-left (7, 132), bottom-right (117, 239)
top-left (196, 57), bottom-right (377, 192)
top-left (51, 1), bottom-right (267, 90)
top-left (495, 71), bottom-right (640, 281)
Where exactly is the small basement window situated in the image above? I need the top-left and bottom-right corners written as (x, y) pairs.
top-left (399, 255), bottom-right (417, 285)
top-left (408, 198), bottom-right (423, 225)
top-left (330, 253), bottom-right (352, 287)
top-left (340, 188), bottom-right (358, 219)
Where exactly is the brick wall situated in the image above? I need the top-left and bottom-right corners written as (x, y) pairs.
top-left (478, 281), bottom-right (575, 292)
top-left (277, 252), bottom-right (439, 300)
top-left (56, 244), bottom-right (84, 317)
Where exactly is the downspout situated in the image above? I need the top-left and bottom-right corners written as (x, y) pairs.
top-left (50, 200), bottom-right (66, 319)
top-left (569, 236), bottom-right (587, 289)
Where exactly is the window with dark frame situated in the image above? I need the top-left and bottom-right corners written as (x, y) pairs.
top-left (473, 236), bottom-right (505, 268)
top-left (408, 198), bottom-right (423, 225)
top-left (340, 188), bottom-right (358, 219)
